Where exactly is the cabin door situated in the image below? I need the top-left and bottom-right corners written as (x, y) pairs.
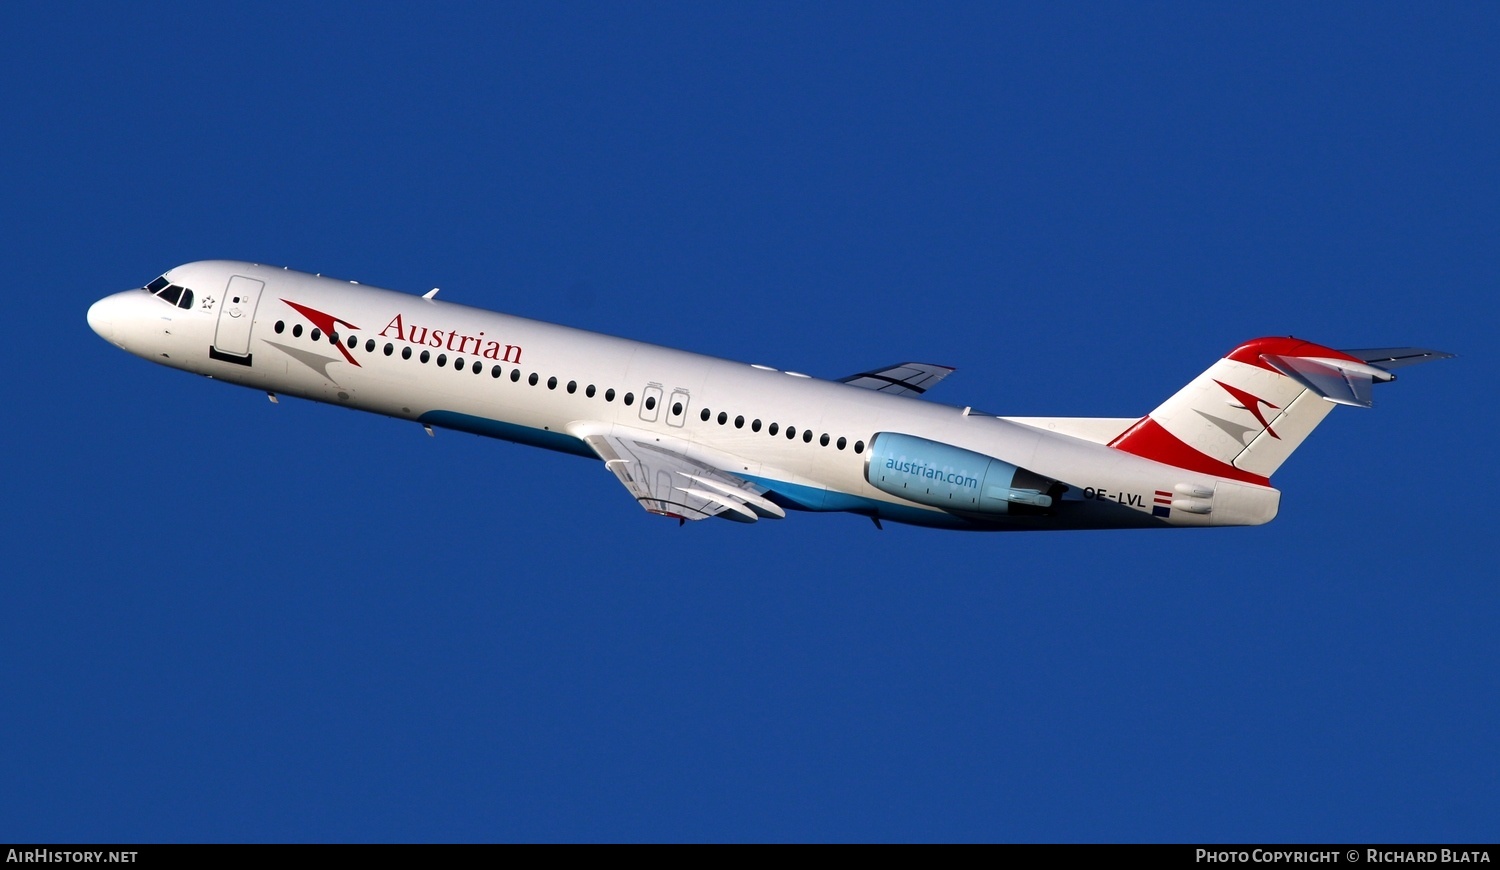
top-left (214, 275), bottom-right (265, 358)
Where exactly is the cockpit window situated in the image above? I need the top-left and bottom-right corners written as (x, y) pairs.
top-left (149, 282), bottom-right (196, 310)
top-left (146, 276), bottom-right (170, 293)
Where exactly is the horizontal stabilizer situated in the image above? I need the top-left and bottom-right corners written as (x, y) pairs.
top-left (841, 362), bottom-right (955, 397)
top-left (1339, 346), bottom-right (1455, 370)
top-left (1261, 354), bottom-right (1395, 408)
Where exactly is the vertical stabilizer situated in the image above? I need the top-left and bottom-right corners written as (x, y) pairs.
top-left (1109, 337), bottom-right (1422, 483)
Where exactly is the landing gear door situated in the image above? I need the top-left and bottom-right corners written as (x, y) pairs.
top-left (214, 275), bottom-right (265, 358)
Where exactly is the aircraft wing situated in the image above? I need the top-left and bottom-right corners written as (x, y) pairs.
top-left (578, 430), bottom-right (787, 523)
top-left (839, 362), bottom-right (955, 397)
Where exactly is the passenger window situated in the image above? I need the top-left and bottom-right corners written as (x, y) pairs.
top-left (455, 357), bottom-right (464, 369)
top-left (605, 388), bottom-right (615, 402)
top-left (385, 344), bottom-right (394, 356)
top-left (547, 376), bottom-right (557, 390)
top-left (645, 396), bottom-right (656, 411)
top-left (734, 416), bottom-right (744, 429)
top-left (751, 419), bottom-right (761, 432)
top-left (854, 440), bottom-right (865, 454)
top-left (819, 433), bottom-right (830, 446)
top-left (700, 408), bottom-right (711, 422)
top-left (311, 328), bottom-right (322, 341)
top-left (623, 392), bottom-right (634, 406)
top-left (803, 430), bottom-right (813, 443)
top-left (836, 437), bottom-right (846, 450)
top-left (567, 381), bottom-right (577, 394)
top-left (366, 339), bottom-right (376, 352)
top-left (511, 369), bottom-right (521, 382)
top-left (586, 385), bottom-right (596, 398)
top-left (402, 346), bottom-right (412, 360)
top-left (768, 423), bottom-right (779, 436)
top-left (786, 427), bottom-right (796, 439)
top-left (472, 361), bottom-right (482, 374)
top-left (292, 324), bottom-right (303, 338)
top-left (717, 412), bottom-right (728, 425)
top-left (491, 365), bottom-right (502, 378)
top-left (275, 321), bottom-right (285, 334)
top-left (437, 353), bottom-right (447, 366)
top-left (529, 373), bottom-right (539, 386)
top-left (673, 402), bottom-right (683, 416)
top-left (420, 350), bottom-right (430, 363)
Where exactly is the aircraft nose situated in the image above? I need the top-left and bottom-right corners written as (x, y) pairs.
top-left (88, 290), bottom-right (142, 344)
top-left (87, 295), bottom-right (116, 341)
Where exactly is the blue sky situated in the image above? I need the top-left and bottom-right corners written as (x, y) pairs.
top-left (2, 2), bottom-right (1495, 842)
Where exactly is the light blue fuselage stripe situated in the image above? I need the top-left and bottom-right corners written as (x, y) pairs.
top-left (419, 410), bottom-right (596, 458)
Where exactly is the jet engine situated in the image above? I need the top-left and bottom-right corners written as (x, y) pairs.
top-left (864, 432), bottom-right (1065, 516)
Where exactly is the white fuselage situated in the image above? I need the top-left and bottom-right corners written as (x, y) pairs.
top-left (88, 260), bottom-right (1280, 530)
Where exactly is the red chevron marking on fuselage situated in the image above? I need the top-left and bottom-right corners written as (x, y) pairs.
top-left (282, 299), bottom-right (361, 367)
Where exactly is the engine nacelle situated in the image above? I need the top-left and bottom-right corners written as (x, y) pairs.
top-left (864, 432), bottom-right (1063, 516)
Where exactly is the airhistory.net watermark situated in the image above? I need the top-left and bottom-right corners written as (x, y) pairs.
top-left (5, 851), bottom-right (137, 864)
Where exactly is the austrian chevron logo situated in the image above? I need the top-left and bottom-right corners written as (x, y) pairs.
top-left (1214, 379), bottom-right (1280, 440)
top-left (282, 299), bottom-right (362, 367)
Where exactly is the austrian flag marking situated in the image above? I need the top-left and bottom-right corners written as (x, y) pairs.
top-left (1153, 490), bottom-right (1172, 518)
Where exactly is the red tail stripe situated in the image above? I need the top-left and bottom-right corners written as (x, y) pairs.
top-left (1109, 417), bottom-right (1270, 486)
top-left (1225, 337), bottom-right (1362, 373)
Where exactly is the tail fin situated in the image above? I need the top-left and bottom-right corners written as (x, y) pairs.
top-left (1110, 337), bottom-right (1451, 484)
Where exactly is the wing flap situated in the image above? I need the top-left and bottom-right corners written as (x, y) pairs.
top-left (580, 429), bottom-right (783, 523)
top-left (680, 473), bottom-right (786, 518)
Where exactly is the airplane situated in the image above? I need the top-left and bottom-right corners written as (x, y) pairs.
top-left (87, 261), bottom-right (1450, 531)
